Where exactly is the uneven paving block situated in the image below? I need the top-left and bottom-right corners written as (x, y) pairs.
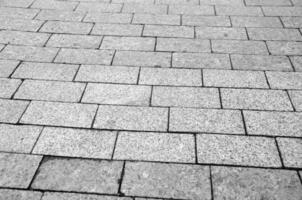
top-left (0, 7), bottom-right (39, 19)
top-left (0, 0), bottom-right (35, 8)
top-left (47, 34), bottom-right (103, 49)
top-left (266, 72), bottom-right (302, 90)
top-left (0, 189), bottom-right (42, 200)
top-left (244, 111), bottom-right (302, 137)
top-left (267, 41), bottom-right (302, 55)
top-left (231, 54), bottom-right (293, 71)
top-left (139, 68), bottom-right (202, 86)
top-left (31, 0), bottom-right (78, 10)
top-left (289, 90), bottom-right (302, 111)
top-left (157, 0), bottom-right (199, 4)
top-left (173, 53), bottom-right (231, 69)
top-left (76, 2), bottom-right (121, 12)
top-left (121, 162), bottom-right (211, 200)
top-left (35, 10), bottom-right (85, 21)
top-left (113, 51), bottom-right (171, 67)
top-left (15, 80), bottom-right (85, 102)
top-left (0, 30), bottom-right (50, 46)
top-left (122, 3), bottom-right (167, 14)
top-left (92, 24), bottom-right (143, 36)
top-left (32, 158), bottom-right (123, 194)
top-left (0, 78), bottom-right (21, 98)
top-left (212, 167), bottom-right (302, 200)
top-left (93, 105), bottom-right (168, 131)
top-left (231, 16), bottom-right (283, 28)
top-left (0, 18), bottom-right (44, 32)
top-left (114, 131), bottom-right (195, 162)
top-left (40, 21), bottom-right (93, 34)
top-left (132, 14), bottom-right (180, 25)
top-left (42, 192), bottom-right (132, 200)
top-left (0, 99), bottom-right (29, 123)
top-left (143, 25), bottom-right (194, 38)
top-left (262, 6), bottom-right (302, 17)
top-left (281, 17), bottom-right (302, 28)
top-left (75, 65), bottom-right (139, 84)
top-left (152, 86), bottom-right (220, 108)
top-left (212, 40), bottom-right (268, 55)
top-left (113, 0), bottom-right (153, 3)
top-left (12, 62), bottom-right (79, 81)
top-left (170, 108), bottom-right (244, 134)
top-left (245, 0), bottom-right (291, 5)
top-left (82, 83), bottom-right (151, 106)
top-left (277, 138), bottom-right (302, 168)
top-left (168, 5), bottom-right (214, 15)
top-left (199, 0), bottom-right (244, 5)
top-left (84, 13), bottom-right (132, 23)
top-left (33, 127), bottom-right (117, 159)
top-left (0, 60), bottom-right (19, 78)
top-left (291, 56), bottom-right (302, 71)
top-left (20, 101), bottom-right (97, 128)
top-left (216, 6), bottom-right (263, 16)
top-left (203, 69), bottom-right (268, 88)
top-left (156, 38), bottom-right (211, 52)
top-left (0, 124), bottom-right (42, 153)
top-left (101, 36), bottom-right (155, 51)
top-left (0, 45), bottom-right (58, 62)
top-left (55, 48), bottom-right (114, 65)
top-left (247, 28), bottom-right (302, 41)
top-left (197, 134), bottom-right (281, 167)
top-left (182, 15), bottom-right (231, 26)
top-left (196, 27), bottom-right (247, 40)
top-left (0, 153), bottom-right (42, 188)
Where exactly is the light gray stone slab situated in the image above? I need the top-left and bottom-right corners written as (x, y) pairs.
top-left (245, 0), bottom-right (291, 5)
top-left (231, 16), bottom-right (283, 27)
top-left (40, 21), bottom-right (93, 34)
top-left (262, 6), bottom-right (302, 16)
top-left (216, 6), bottom-right (263, 16)
top-left (122, 3), bottom-right (167, 14)
top-left (101, 36), bottom-right (155, 51)
top-left (42, 192), bottom-right (132, 200)
top-left (266, 41), bottom-right (302, 55)
top-left (0, 189), bottom-right (42, 200)
top-left (277, 138), bottom-right (302, 168)
top-left (196, 27), bottom-right (247, 40)
top-left (289, 90), bottom-right (302, 111)
top-left (31, 0), bottom-right (78, 10)
top-left (281, 17), bottom-right (302, 28)
top-left (168, 5), bottom-right (214, 15)
top-left (143, 25), bottom-right (194, 38)
top-left (0, 30), bottom-right (50, 46)
top-left (199, 0), bottom-right (244, 5)
top-left (156, 38), bottom-right (210, 52)
top-left (76, 2), bottom-right (122, 12)
top-left (247, 28), bottom-right (302, 41)
top-left (182, 15), bottom-right (231, 26)
top-left (266, 72), bottom-right (302, 90)
top-left (212, 40), bottom-right (268, 55)
top-left (84, 13), bottom-right (132, 23)
top-left (0, 99), bottom-right (29, 123)
top-left (0, 60), bottom-right (19, 78)
top-left (0, 0), bottom-right (35, 8)
top-left (0, 78), bottom-right (21, 98)
top-left (0, 7), bottom-right (39, 19)
top-left (157, 0), bottom-right (199, 4)
top-left (132, 14), bottom-right (180, 25)
top-left (0, 18), bottom-right (43, 31)
top-left (36, 10), bottom-right (85, 21)
top-left (92, 24), bottom-right (143, 36)
top-left (290, 56), bottom-right (302, 71)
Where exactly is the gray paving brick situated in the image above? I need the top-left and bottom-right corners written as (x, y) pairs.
top-left (247, 28), bottom-right (302, 41)
top-left (12, 62), bottom-right (79, 81)
top-left (156, 0), bottom-right (199, 4)
top-left (0, 99), bottom-right (29, 123)
top-left (113, 51), bottom-right (171, 67)
top-left (113, 0), bottom-right (153, 3)
top-left (244, 110), bottom-right (302, 137)
top-left (94, 105), bottom-right (168, 131)
top-left (203, 69), bottom-right (268, 88)
top-left (212, 167), bottom-right (302, 200)
top-left (0, 30), bottom-right (50, 46)
top-left (33, 127), bottom-right (117, 159)
top-left (35, 10), bottom-right (85, 21)
top-left (132, 14), bottom-right (180, 25)
top-left (277, 138), bottom-right (302, 168)
top-left (196, 27), bottom-right (247, 40)
top-left (0, 78), bottom-right (21, 98)
top-left (84, 13), bottom-right (132, 23)
top-left (197, 134), bottom-right (281, 167)
top-left (55, 48), bottom-right (114, 65)
top-left (156, 38), bottom-right (210, 52)
top-left (40, 21), bottom-right (93, 34)
top-left (82, 83), bottom-right (151, 106)
top-left (46, 34), bottom-right (103, 49)
top-left (0, 0), bottom-right (35, 8)
top-left (144, 25), bottom-right (194, 38)
top-left (122, 3), bottom-right (167, 14)
top-left (289, 90), bottom-right (302, 111)
top-left (114, 131), bottom-right (195, 162)
top-left (170, 108), bottom-right (244, 134)
top-left (0, 189), bottom-right (42, 200)
top-left (216, 6), bottom-right (263, 16)
top-left (182, 15), bottom-right (231, 26)
top-left (212, 40), bottom-right (268, 55)
top-left (266, 72), bottom-right (302, 90)
top-left (101, 36), bottom-right (155, 51)
top-left (139, 68), bottom-right (202, 86)
top-left (292, 0), bottom-right (302, 5)
top-left (0, 7), bottom-right (39, 19)
top-left (0, 45), bottom-right (59, 62)
top-left (0, 153), bottom-right (42, 188)
top-left (122, 162), bottom-right (211, 200)
top-left (152, 86), bottom-right (220, 108)
top-left (32, 158), bottom-right (123, 194)
top-left (199, 0), bottom-right (244, 5)
top-left (0, 18), bottom-right (44, 31)
top-left (168, 5), bottom-right (214, 15)
top-left (231, 16), bottom-right (283, 28)
top-left (75, 65), bottom-right (139, 84)
top-left (267, 41), bottom-right (302, 55)
top-left (291, 56), bottom-right (302, 71)
top-left (31, 0), bottom-right (78, 10)
top-left (281, 17), bottom-right (302, 28)
top-left (92, 24), bottom-right (143, 36)
top-left (76, 2), bottom-right (122, 12)
top-left (42, 192), bottom-right (132, 200)
top-left (245, 0), bottom-right (291, 5)
top-left (0, 60), bottom-right (19, 78)
top-left (20, 101), bottom-right (97, 128)
top-left (262, 6), bottom-right (302, 16)
top-left (173, 52), bottom-right (231, 69)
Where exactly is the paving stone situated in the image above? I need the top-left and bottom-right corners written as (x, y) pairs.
top-left (32, 158), bottom-right (123, 194)
top-left (156, 0), bottom-right (199, 4)
top-left (247, 28), bottom-right (302, 41)
top-left (40, 21), bottom-right (93, 34)
top-left (33, 127), bottom-right (117, 159)
top-left (290, 56), bottom-right (302, 71)
top-left (84, 13), bottom-right (132, 23)
top-left (231, 16), bottom-right (283, 28)
top-left (169, 108), bottom-right (244, 134)
top-left (244, 110), bottom-right (302, 137)
top-left (292, 0), bottom-right (302, 5)
top-left (42, 192), bottom-right (132, 200)
top-left (47, 34), bottom-right (103, 49)
top-left (212, 167), bottom-right (302, 200)
top-left (0, 45), bottom-right (59, 62)
top-left (55, 48), bottom-right (114, 65)
top-left (35, 10), bottom-right (85, 21)
top-left (182, 15), bottom-right (231, 26)
top-left (152, 86), bottom-right (220, 108)
top-left (203, 69), bottom-right (268, 88)
top-left (197, 134), bottom-right (281, 167)
top-left (0, 78), bottom-right (21, 98)
top-left (93, 105), bottom-right (168, 131)
top-left (0, 18), bottom-right (44, 32)
top-left (168, 5), bottom-right (214, 15)
top-left (0, 0), bottom-right (35, 8)
top-left (0, 153), bottom-right (42, 188)
top-left (156, 38), bottom-right (210, 52)
top-left (114, 131), bottom-right (195, 162)
top-left (288, 90), bottom-right (302, 111)
top-left (143, 25), bottom-right (194, 38)
top-left (139, 68), bottom-right (202, 86)
top-left (20, 101), bottom-right (97, 128)
top-left (113, 51), bottom-right (171, 67)
top-left (245, 0), bottom-right (291, 5)
top-left (216, 6), bottom-right (263, 16)
top-left (0, 7), bottom-right (39, 19)
top-left (31, 0), bottom-right (78, 10)
top-left (75, 65), bottom-right (139, 84)
top-left (132, 14), bottom-right (180, 25)
top-left (76, 2), bottom-right (122, 12)
top-left (173, 53), bottom-right (231, 69)
top-left (113, 0), bottom-right (153, 3)
top-left (196, 27), bottom-right (247, 40)
top-left (212, 40), bottom-right (268, 55)
top-left (0, 60), bottom-right (19, 78)
top-left (281, 17), bottom-right (302, 28)
top-left (277, 138), bottom-right (302, 168)
top-left (199, 0), bottom-right (244, 5)
top-left (0, 99), bottom-right (29, 123)
top-left (82, 83), bottom-right (151, 106)
top-left (101, 36), bottom-right (155, 51)
top-left (92, 24), bottom-right (143, 36)
top-left (122, 3), bottom-right (167, 14)
top-left (0, 189), bottom-right (42, 200)
top-left (262, 6), bottom-right (302, 16)
top-left (0, 30), bottom-right (50, 46)
top-left (231, 54), bottom-right (293, 71)
top-left (266, 72), bottom-right (302, 90)
top-left (12, 62), bottom-right (79, 81)
top-left (267, 41), bottom-right (302, 55)
top-left (15, 80), bottom-right (85, 102)
top-left (121, 162), bottom-right (211, 200)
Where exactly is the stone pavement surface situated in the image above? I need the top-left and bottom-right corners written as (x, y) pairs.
top-left (0, 0), bottom-right (302, 199)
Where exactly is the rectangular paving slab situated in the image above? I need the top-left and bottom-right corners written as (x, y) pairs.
top-left (0, 99), bottom-right (29, 123)
top-left (0, 189), bottom-right (42, 200)
top-left (277, 138), bottom-right (302, 168)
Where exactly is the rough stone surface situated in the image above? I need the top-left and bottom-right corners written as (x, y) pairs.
top-left (277, 138), bottom-right (302, 168)
top-left (0, 99), bottom-right (29, 123)
top-left (42, 192), bottom-right (132, 200)
top-left (0, 78), bottom-right (21, 98)
top-left (0, 60), bottom-right (19, 78)
top-left (0, 189), bottom-right (42, 200)
top-left (289, 90), bottom-right (302, 111)
top-left (266, 72), bottom-right (302, 90)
